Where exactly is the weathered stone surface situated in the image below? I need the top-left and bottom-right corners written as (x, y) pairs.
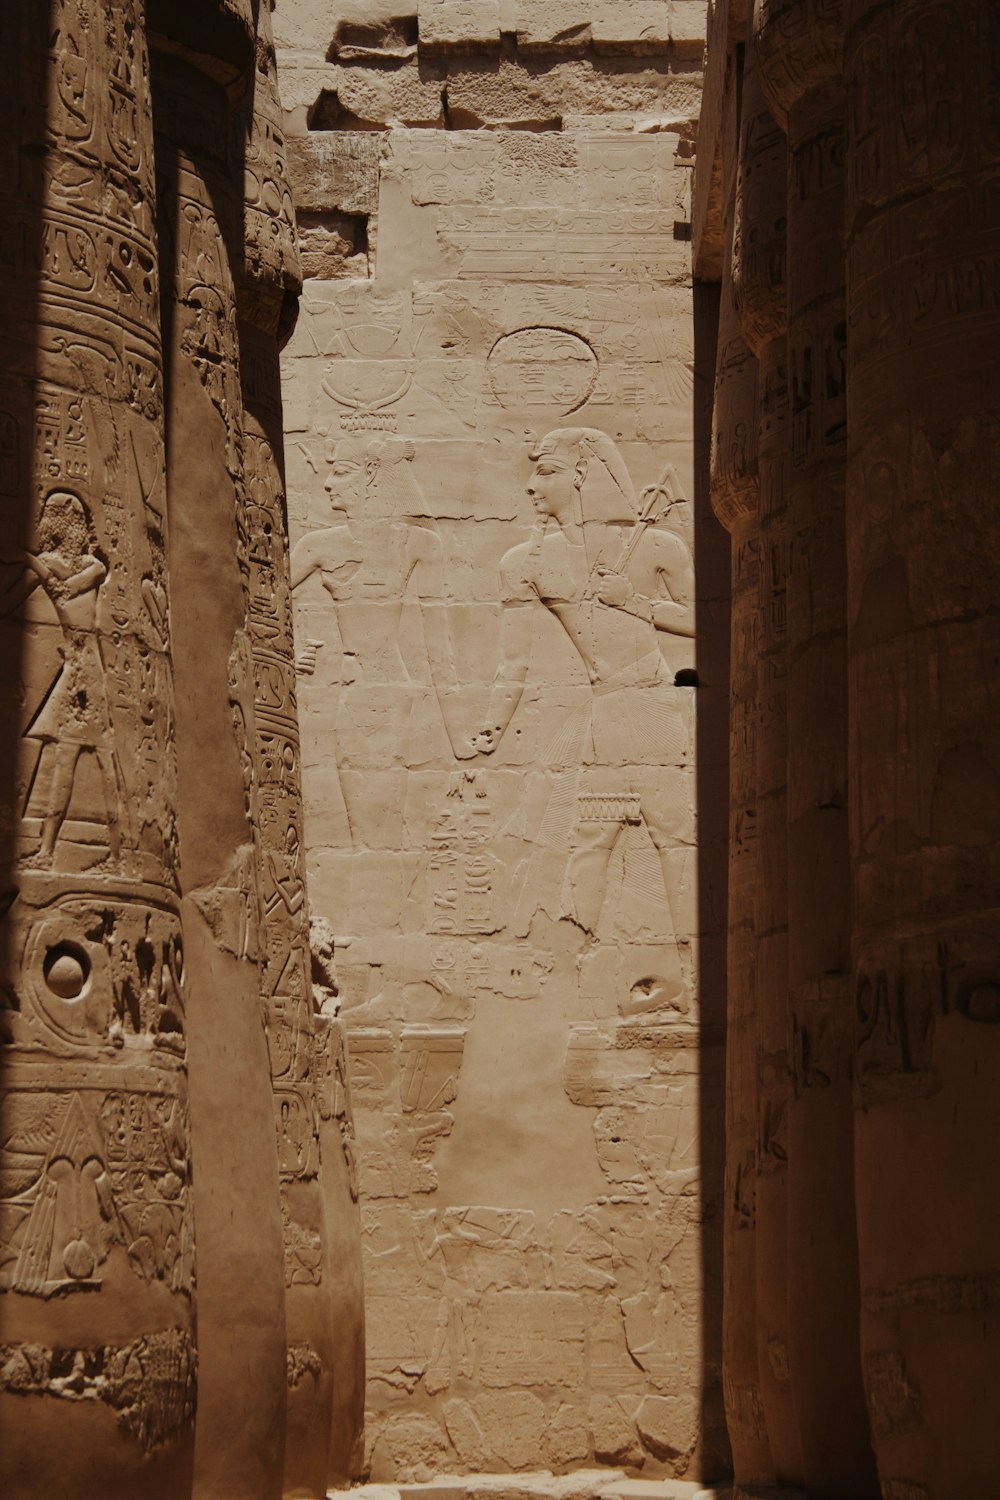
top-left (419, 0), bottom-right (503, 54)
top-left (0, 3), bottom-right (363, 1498)
top-left (699, 0), bottom-right (1000, 1495)
top-left (22, 0), bottom-right (1000, 1496)
top-left (0, 6), bottom-right (195, 1494)
top-left (277, 2), bottom-right (718, 1485)
top-left (843, 2), bottom-right (1000, 1495)
top-left (337, 1473), bottom-right (727, 1500)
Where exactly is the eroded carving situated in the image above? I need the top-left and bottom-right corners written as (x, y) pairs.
top-left (0, 1327), bottom-right (196, 1451)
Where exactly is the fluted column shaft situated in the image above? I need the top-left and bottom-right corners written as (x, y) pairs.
top-left (844, 2), bottom-right (1000, 1492)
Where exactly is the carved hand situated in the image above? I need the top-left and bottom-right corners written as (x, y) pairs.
top-left (594, 568), bottom-right (631, 608)
top-left (296, 639), bottom-right (324, 675)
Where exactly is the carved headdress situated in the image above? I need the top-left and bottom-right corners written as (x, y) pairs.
top-left (529, 427), bottom-right (638, 525)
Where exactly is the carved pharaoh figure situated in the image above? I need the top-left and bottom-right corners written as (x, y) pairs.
top-left (475, 427), bottom-right (695, 1006)
top-left (3, 490), bottom-right (124, 864)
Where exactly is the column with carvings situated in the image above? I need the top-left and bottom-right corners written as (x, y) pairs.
top-left (843, 2), bottom-right (1000, 1492)
top-left (233, 12), bottom-right (351, 1492)
top-left (754, 0), bottom-right (878, 1492)
top-left (0, 3), bottom-right (196, 1496)
top-left (729, 31), bottom-right (801, 1490)
top-left (150, 17), bottom-right (291, 1500)
top-left (711, 203), bottom-right (774, 1493)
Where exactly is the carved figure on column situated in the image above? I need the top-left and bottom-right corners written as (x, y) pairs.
top-left (0, 4), bottom-right (195, 1497)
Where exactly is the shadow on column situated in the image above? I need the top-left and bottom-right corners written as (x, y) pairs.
top-left (0, 0), bottom-right (49, 1301)
top-left (691, 278), bottom-right (733, 1484)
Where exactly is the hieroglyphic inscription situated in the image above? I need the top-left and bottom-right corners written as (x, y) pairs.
top-left (0, 7), bottom-right (193, 1419)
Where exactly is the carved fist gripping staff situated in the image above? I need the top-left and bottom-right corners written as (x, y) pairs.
top-left (600, 460), bottom-right (688, 578)
top-left (592, 461), bottom-right (688, 619)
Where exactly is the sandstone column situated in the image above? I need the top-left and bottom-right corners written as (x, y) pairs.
top-left (844, 2), bottom-right (1000, 1492)
top-left (729, 33), bottom-right (801, 1488)
top-left (151, 39), bottom-right (289, 1500)
top-left (754, 1), bottom-right (878, 1492)
top-left (234, 17), bottom-right (345, 1493)
top-left (711, 214), bottom-right (773, 1493)
top-left (0, 4), bottom-right (196, 1496)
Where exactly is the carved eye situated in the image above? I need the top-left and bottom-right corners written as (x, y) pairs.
top-left (43, 941), bottom-right (91, 1001)
top-left (958, 981), bottom-right (1000, 1025)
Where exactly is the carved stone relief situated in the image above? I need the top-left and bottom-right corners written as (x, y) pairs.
top-left (0, 4), bottom-right (195, 1495)
top-left (284, 109), bottom-right (711, 1480)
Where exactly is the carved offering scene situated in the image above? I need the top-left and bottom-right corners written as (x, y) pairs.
top-left (279, 4), bottom-right (725, 1481)
top-left (5, 0), bottom-right (997, 1498)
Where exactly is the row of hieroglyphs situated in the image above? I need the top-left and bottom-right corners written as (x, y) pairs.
top-left (283, 115), bottom-right (723, 1480)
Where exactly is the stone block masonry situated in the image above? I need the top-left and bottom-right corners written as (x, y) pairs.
top-left (275, 0), bottom-right (724, 1487)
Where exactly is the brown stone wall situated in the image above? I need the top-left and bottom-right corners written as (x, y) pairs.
top-left (277, 1), bottom-right (724, 1483)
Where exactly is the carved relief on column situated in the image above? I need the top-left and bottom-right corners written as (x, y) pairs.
top-left (730, 50), bottom-right (788, 360)
top-left (747, 342), bottom-right (797, 1491)
top-left (239, 330), bottom-right (337, 1499)
top-left (845, 3), bottom-right (1000, 1495)
top-left (151, 43), bottom-right (289, 1500)
top-left (710, 218), bottom-right (774, 1489)
top-left (234, 17), bottom-right (359, 1491)
top-left (729, 30), bottom-right (800, 1488)
top-left (753, 0), bottom-right (843, 131)
top-left (782, 61), bottom-right (880, 1500)
top-left (0, 5), bottom-right (195, 1496)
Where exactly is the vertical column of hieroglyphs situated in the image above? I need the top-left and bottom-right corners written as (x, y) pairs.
top-left (279, 0), bottom-right (713, 1478)
top-left (729, 27), bottom-right (802, 1490)
top-left (708, 63), bottom-right (772, 1491)
top-left (753, 1), bottom-right (878, 1493)
top-left (234, 8), bottom-right (352, 1491)
top-left (844, 1), bottom-right (1000, 1494)
top-left (0, 4), bottom-right (196, 1498)
top-left (149, 18), bottom-right (291, 1500)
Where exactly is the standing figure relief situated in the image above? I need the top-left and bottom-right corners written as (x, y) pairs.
top-left (470, 428), bottom-right (695, 996)
top-left (291, 425), bottom-right (694, 1003)
top-left (291, 438), bottom-right (472, 762)
top-left (473, 426), bottom-right (694, 760)
top-left (1, 489), bottom-right (124, 866)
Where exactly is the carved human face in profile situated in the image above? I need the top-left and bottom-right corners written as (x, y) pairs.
top-left (323, 442), bottom-right (366, 516)
top-left (526, 437), bottom-right (582, 524)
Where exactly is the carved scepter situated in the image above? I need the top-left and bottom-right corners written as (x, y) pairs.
top-left (592, 460), bottom-right (687, 585)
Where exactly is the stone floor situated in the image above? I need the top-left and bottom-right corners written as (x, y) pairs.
top-left (330, 1475), bottom-right (732, 1500)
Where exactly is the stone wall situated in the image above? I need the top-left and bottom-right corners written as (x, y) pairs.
top-left (276, 0), bottom-right (727, 1484)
